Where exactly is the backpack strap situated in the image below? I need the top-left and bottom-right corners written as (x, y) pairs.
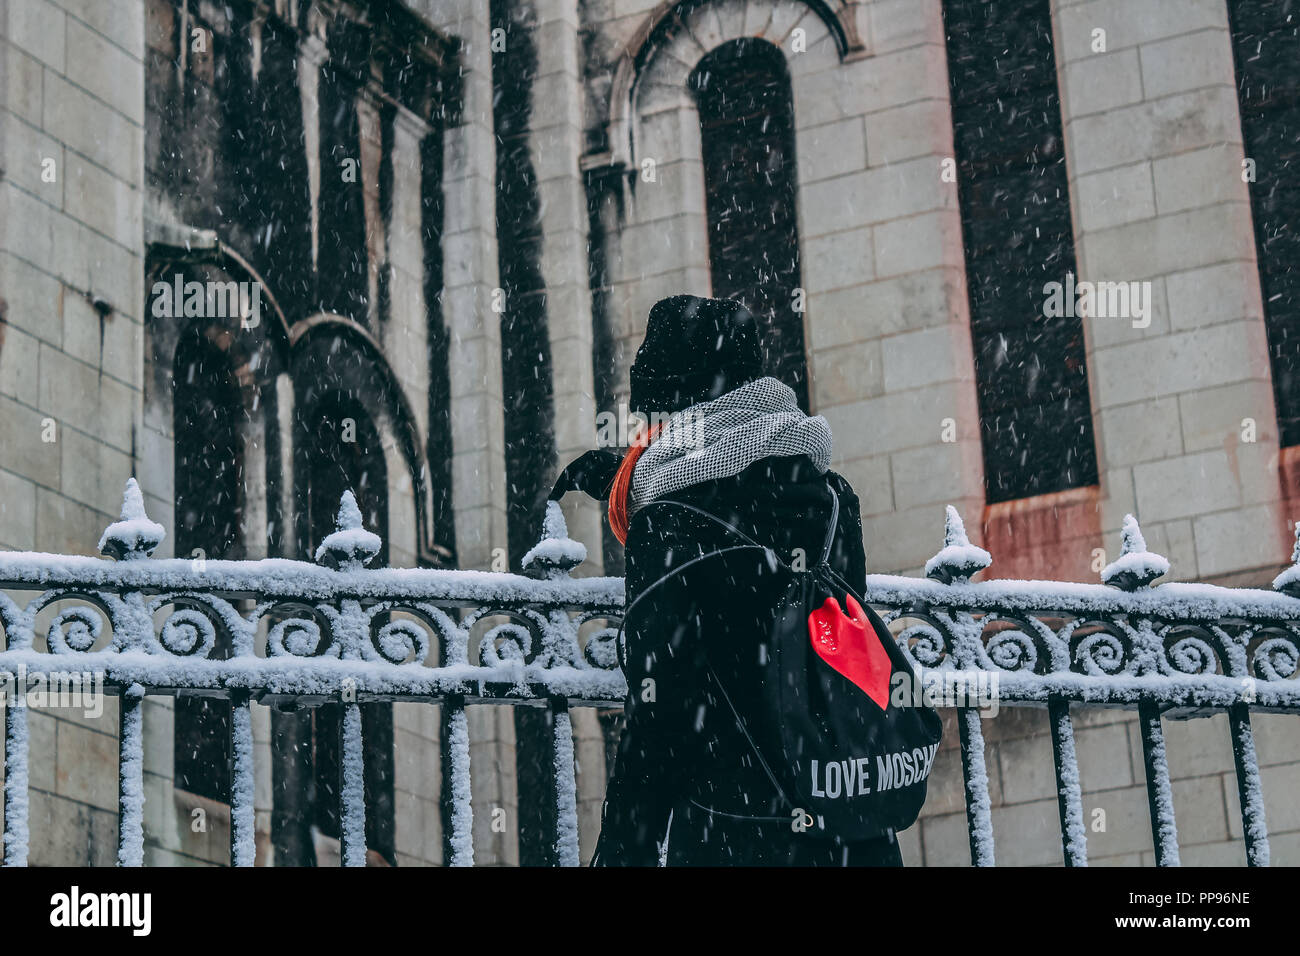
top-left (703, 660), bottom-right (795, 810)
top-left (819, 485), bottom-right (840, 565)
top-left (639, 484), bottom-right (841, 567)
top-left (618, 542), bottom-right (772, 651)
top-left (616, 497), bottom-right (783, 656)
top-left (617, 492), bottom-right (842, 817)
top-left (635, 498), bottom-right (772, 552)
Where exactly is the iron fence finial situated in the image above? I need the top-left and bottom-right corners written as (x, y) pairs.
top-left (924, 505), bottom-right (991, 584)
top-left (1272, 520), bottom-right (1300, 597)
top-left (1100, 513), bottom-right (1168, 590)
top-left (314, 490), bottom-right (382, 569)
top-left (521, 500), bottom-right (587, 579)
top-left (98, 478), bottom-right (165, 561)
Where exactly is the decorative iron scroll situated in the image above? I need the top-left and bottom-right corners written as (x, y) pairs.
top-left (4, 486), bottom-right (1298, 707)
top-left (2, 483), bottom-right (1297, 867)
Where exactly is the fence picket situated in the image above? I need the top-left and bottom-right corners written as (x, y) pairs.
top-left (3, 703), bottom-right (29, 867)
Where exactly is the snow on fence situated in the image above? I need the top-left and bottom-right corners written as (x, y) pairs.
top-left (1, 481), bottom-right (1297, 867)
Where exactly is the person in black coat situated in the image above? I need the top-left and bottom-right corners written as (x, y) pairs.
top-left (552, 295), bottom-right (903, 866)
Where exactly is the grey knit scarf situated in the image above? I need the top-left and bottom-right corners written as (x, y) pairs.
top-left (629, 376), bottom-right (833, 512)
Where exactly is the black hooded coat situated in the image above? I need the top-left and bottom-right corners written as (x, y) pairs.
top-left (588, 453), bottom-right (904, 867)
top-left (556, 294), bottom-right (905, 865)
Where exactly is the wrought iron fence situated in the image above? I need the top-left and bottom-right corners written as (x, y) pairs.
top-left (1, 481), bottom-right (1297, 866)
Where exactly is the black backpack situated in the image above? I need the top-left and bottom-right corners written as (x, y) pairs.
top-left (621, 488), bottom-right (944, 839)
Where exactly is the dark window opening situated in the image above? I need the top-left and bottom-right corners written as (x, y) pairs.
top-left (587, 166), bottom-right (625, 577)
top-left (377, 99), bottom-right (397, 327)
top-left (172, 328), bottom-right (244, 803)
top-left (490, 0), bottom-right (561, 866)
top-left (1227, 1), bottom-right (1300, 446)
top-left (942, 0), bottom-right (1099, 502)
top-left (299, 401), bottom-right (396, 864)
top-left (317, 29), bottom-right (370, 324)
top-left (220, 7), bottom-right (313, 320)
top-left (421, 117), bottom-right (457, 560)
top-left (690, 38), bottom-right (811, 411)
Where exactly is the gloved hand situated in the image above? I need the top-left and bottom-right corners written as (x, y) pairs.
top-left (546, 448), bottom-right (623, 502)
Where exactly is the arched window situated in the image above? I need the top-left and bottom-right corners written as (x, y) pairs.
top-left (172, 330), bottom-right (244, 803)
top-left (1227, 1), bottom-right (1300, 446)
top-left (300, 401), bottom-right (389, 564)
top-left (942, 0), bottom-right (1099, 502)
top-left (298, 399), bottom-right (396, 865)
top-left (690, 38), bottom-right (811, 411)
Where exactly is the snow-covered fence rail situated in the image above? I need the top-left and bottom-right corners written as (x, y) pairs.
top-left (0, 483), bottom-right (1297, 867)
top-left (868, 509), bottom-right (1299, 867)
top-left (0, 483), bottom-right (626, 867)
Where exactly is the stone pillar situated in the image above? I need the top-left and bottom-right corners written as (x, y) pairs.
top-left (434, 17), bottom-right (509, 574)
top-left (530, 0), bottom-right (607, 861)
top-left (0, 0), bottom-right (148, 866)
top-left (383, 103), bottom-right (435, 569)
top-left (273, 372), bottom-right (297, 559)
top-left (1053, 0), bottom-right (1287, 581)
top-left (532, 0), bottom-right (603, 569)
top-left (422, 0), bottom-right (518, 867)
top-left (794, 0), bottom-right (987, 575)
top-left (298, 32), bottom-right (326, 273)
top-left (356, 88), bottom-right (385, 328)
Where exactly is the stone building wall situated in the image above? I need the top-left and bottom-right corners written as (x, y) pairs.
top-left (1, 0), bottom-right (147, 866)
top-left (2, 0), bottom-right (1298, 867)
top-left (567, 0), bottom-right (1300, 865)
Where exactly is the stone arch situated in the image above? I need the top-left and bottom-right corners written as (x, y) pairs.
top-left (146, 239), bottom-right (294, 358)
top-left (607, 0), bottom-right (860, 169)
top-left (601, 0), bottom-right (847, 411)
top-left (289, 313), bottom-right (436, 566)
top-left (145, 245), bottom-right (293, 809)
top-left (142, 244), bottom-right (291, 558)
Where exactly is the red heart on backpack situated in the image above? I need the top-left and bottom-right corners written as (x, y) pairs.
top-left (807, 594), bottom-right (891, 711)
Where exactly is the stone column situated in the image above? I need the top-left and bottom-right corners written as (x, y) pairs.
top-left (532, 0), bottom-right (603, 568)
top-left (1053, 0), bottom-right (1286, 581)
top-left (792, 0), bottom-right (987, 575)
top-left (530, 0), bottom-right (608, 862)
top-left (383, 103), bottom-right (435, 569)
top-left (422, 0), bottom-right (518, 867)
top-left (298, 32), bottom-right (327, 273)
top-left (435, 20), bottom-right (509, 573)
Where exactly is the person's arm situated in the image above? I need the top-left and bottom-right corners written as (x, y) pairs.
top-left (591, 507), bottom-right (704, 866)
top-left (546, 449), bottom-right (621, 503)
